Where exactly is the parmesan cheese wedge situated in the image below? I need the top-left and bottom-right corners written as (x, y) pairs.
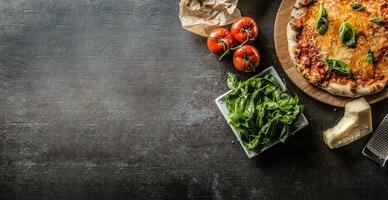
top-left (323, 98), bottom-right (373, 149)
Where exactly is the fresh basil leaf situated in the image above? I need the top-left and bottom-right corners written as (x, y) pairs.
top-left (245, 136), bottom-right (260, 151)
top-left (366, 48), bottom-right (374, 65)
top-left (339, 22), bottom-right (356, 47)
top-left (264, 101), bottom-right (278, 111)
top-left (227, 73), bottom-right (239, 89)
top-left (324, 59), bottom-right (351, 74)
top-left (279, 125), bottom-right (289, 143)
top-left (242, 91), bottom-right (258, 120)
top-left (369, 16), bottom-right (385, 23)
top-left (315, 4), bottom-right (328, 35)
top-left (350, 2), bottom-right (365, 11)
top-left (225, 74), bottom-right (303, 153)
top-left (279, 114), bottom-right (294, 125)
top-left (256, 105), bottom-right (265, 127)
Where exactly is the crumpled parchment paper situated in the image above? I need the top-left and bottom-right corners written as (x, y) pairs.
top-left (179, 0), bottom-right (241, 37)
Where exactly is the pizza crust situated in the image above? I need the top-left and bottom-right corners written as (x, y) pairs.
top-left (287, 0), bottom-right (310, 66)
top-left (326, 82), bottom-right (387, 97)
top-left (287, 0), bottom-right (387, 98)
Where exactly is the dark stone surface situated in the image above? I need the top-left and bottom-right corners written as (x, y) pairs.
top-left (0, 0), bottom-right (387, 199)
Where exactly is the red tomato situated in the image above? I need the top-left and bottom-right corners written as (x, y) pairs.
top-left (207, 28), bottom-right (234, 55)
top-left (233, 45), bottom-right (261, 72)
top-left (231, 17), bottom-right (259, 44)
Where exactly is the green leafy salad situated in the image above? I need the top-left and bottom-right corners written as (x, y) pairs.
top-left (226, 73), bottom-right (303, 153)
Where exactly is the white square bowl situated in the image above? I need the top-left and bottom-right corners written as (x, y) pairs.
top-left (215, 66), bottom-right (309, 158)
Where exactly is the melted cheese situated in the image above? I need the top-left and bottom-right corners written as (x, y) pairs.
top-left (305, 0), bottom-right (387, 81)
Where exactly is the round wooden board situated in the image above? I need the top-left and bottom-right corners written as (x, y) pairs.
top-left (274, 0), bottom-right (388, 107)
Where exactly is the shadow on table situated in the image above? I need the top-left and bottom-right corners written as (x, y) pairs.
top-left (252, 130), bottom-right (387, 174)
top-left (252, 125), bottom-right (318, 170)
top-left (328, 136), bottom-right (388, 174)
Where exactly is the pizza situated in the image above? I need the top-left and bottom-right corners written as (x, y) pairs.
top-left (287, 0), bottom-right (387, 97)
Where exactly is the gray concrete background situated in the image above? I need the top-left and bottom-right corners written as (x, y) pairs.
top-left (0, 0), bottom-right (387, 199)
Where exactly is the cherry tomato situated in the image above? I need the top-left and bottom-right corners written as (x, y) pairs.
top-left (207, 28), bottom-right (234, 55)
top-left (231, 17), bottom-right (259, 44)
top-left (233, 45), bottom-right (261, 72)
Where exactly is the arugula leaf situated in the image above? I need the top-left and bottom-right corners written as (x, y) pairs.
top-left (225, 74), bottom-right (303, 153)
top-left (315, 4), bottom-right (328, 35)
top-left (366, 48), bottom-right (374, 66)
top-left (324, 59), bottom-right (351, 74)
top-left (350, 2), bottom-right (365, 11)
top-left (339, 22), bottom-right (356, 48)
top-left (369, 16), bottom-right (385, 23)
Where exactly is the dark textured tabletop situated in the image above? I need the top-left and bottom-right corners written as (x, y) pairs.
top-left (0, 0), bottom-right (387, 199)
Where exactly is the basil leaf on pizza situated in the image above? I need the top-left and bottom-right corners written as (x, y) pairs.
top-left (339, 22), bottom-right (356, 47)
top-left (350, 2), bottom-right (365, 11)
top-left (324, 59), bottom-right (351, 74)
top-left (315, 4), bottom-right (328, 35)
top-left (369, 16), bottom-right (385, 23)
top-left (366, 49), bottom-right (374, 66)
